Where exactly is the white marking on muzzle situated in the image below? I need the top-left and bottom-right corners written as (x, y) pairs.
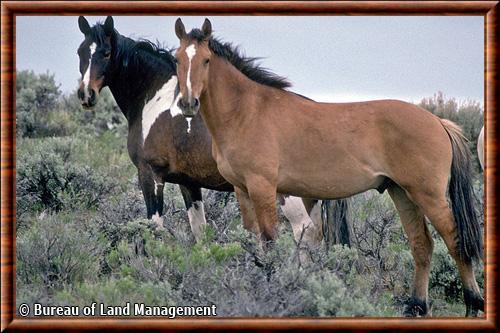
top-left (82, 42), bottom-right (97, 99)
top-left (185, 44), bottom-right (197, 100)
top-left (187, 200), bottom-right (207, 242)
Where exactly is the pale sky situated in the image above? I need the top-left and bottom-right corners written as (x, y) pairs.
top-left (16, 16), bottom-right (484, 103)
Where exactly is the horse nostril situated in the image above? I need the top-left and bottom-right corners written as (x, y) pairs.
top-left (178, 98), bottom-right (186, 109)
top-left (193, 98), bottom-right (200, 109)
top-left (89, 90), bottom-right (96, 104)
top-left (78, 89), bottom-right (85, 101)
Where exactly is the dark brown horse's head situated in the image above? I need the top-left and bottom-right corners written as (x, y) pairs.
top-left (77, 16), bottom-right (114, 108)
top-left (174, 18), bottom-right (213, 117)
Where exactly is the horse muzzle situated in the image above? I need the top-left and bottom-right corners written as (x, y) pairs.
top-left (78, 87), bottom-right (98, 109)
top-left (178, 96), bottom-right (200, 117)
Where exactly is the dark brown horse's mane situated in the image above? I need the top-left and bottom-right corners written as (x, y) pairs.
top-left (91, 21), bottom-right (176, 72)
top-left (187, 29), bottom-right (292, 90)
top-left (124, 39), bottom-right (176, 71)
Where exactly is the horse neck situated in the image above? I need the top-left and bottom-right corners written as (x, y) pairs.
top-left (201, 56), bottom-right (257, 143)
top-left (107, 39), bottom-right (175, 123)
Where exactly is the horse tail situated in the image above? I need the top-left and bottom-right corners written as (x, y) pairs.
top-left (477, 126), bottom-right (484, 170)
top-left (321, 199), bottom-right (351, 248)
top-left (440, 119), bottom-right (483, 262)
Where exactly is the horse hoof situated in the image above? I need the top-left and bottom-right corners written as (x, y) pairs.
top-left (464, 288), bottom-right (484, 317)
top-left (404, 297), bottom-right (431, 317)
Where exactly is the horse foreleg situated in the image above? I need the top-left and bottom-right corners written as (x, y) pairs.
top-left (179, 185), bottom-right (207, 242)
top-left (388, 184), bottom-right (433, 317)
top-left (235, 186), bottom-right (260, 235)
top-left (245, 176), bottom-right (279, 247)
top-left (138, 163), bottom-right (163, 224)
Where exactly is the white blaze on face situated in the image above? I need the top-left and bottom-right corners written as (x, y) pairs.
top-left (187, 200), bottom-right (207, 242)
top-left (82, 42), bottom-right (97, 98)
top-left (185, 44), bottom-right (197, 100)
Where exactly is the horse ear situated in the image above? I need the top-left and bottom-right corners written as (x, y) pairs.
top-left (175, 18), bottom-right (187, 40)
top-left (78, 16), bottom-right (91, 35)
top-left (104, 16), bottom-right (114, 36)
top-left (201, 18), bottom-right (212, 39)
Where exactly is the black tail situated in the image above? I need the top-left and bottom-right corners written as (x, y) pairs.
top-left (322, 199), bottom-right (351, 248)
top-left (441, 119), bottom-right (483, 262)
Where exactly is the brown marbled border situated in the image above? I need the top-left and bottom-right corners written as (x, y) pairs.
top-left (1, 1), bottom-right (498, 332)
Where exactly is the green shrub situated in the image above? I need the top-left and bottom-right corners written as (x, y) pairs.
top-left (322, 244), bottom-right (360, 279)
top-left (429, 238), bottom-right (484, 303)
top-left (16, 137), bottom-right (116, 217)
top-left (16, 213), bottom-right (105, 290)
top-left (429, 239), bottom-right (462, 301)
top-left (107, 227), bottom-right (244, 284)
top-left (302, 270), bottom-right (379, 317)
top-left (16, 70), bottom-right (125, 139)
top-left (55, 278), bottom-right (173, 307)
top-left (418, 91), bottom-right (483, 172)
top-left (16, 70), bottom-right (64, 138)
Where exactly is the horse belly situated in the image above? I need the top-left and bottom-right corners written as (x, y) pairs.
top-left (277, 166), bottom-right (383, 200)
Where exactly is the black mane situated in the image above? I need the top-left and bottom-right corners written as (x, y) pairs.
top-left (187, 29), bottom-right (292, 90)
top-left (91, 22), bottom-right (176, 72)
top-left (121, 39), bottom-right (176, 73)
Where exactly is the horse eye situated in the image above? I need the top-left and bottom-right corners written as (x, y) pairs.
top-left (204, 58), bottom-right (210, 65)
top-left (104, 51), bottom-right (111, 59)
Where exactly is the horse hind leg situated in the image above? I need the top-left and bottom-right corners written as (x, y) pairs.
top-left (388, 184), bottom-right (433, 317)
top-left (409, 189), bottom-right (484, 317)
top-left (279, 196), bottom-right (322, 247)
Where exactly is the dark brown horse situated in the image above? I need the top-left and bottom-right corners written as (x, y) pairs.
top-left (173, 18), bottom-right (483, 317)
top-left (76, 16), bottom-right (349, 248)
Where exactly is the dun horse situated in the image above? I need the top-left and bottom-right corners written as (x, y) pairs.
top-left (174, 19), bottom-right (484, 317)
top-left (76, 16), bottom-right (350, 247)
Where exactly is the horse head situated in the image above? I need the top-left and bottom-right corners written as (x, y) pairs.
top-left (174, 18), bottom-right (212, 117)
top-left (77, 16), bottom-right (115, 108)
